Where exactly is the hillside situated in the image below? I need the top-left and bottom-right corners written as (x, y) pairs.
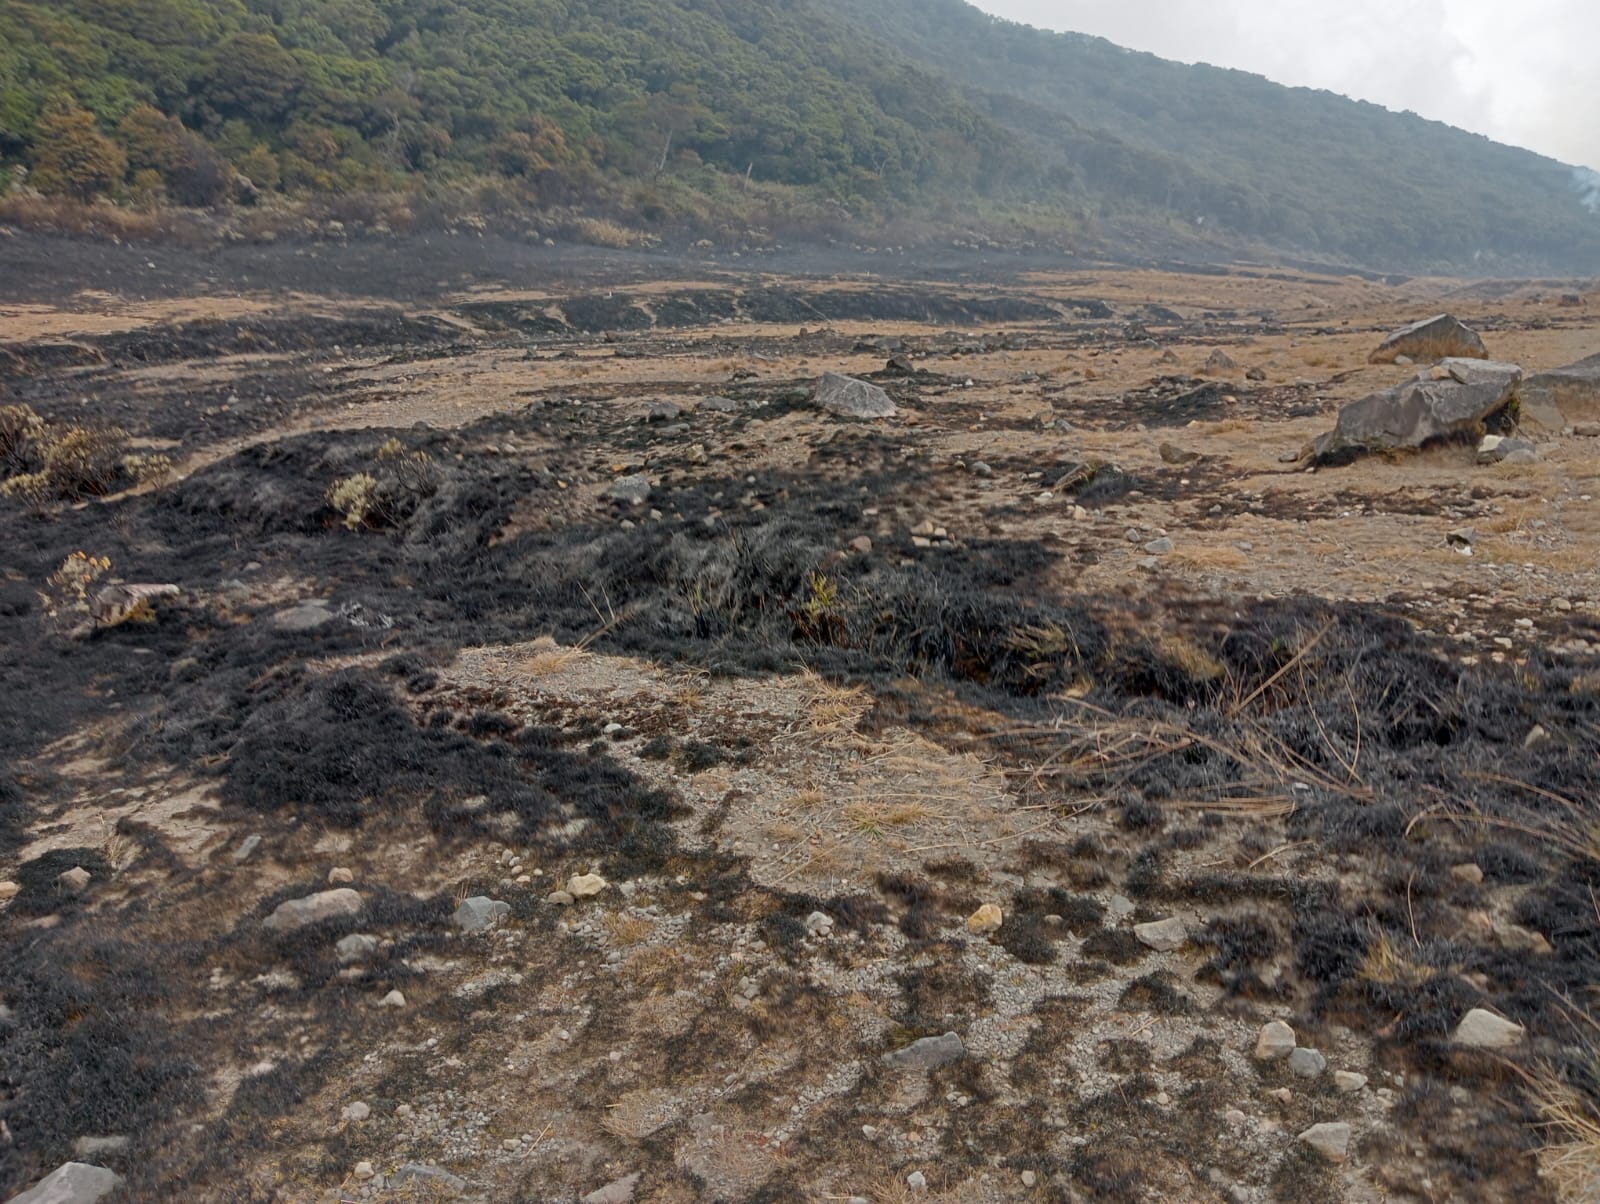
top-left (1, 0), bottom-right (1597, 272)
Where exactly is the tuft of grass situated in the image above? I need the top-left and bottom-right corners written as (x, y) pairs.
top-left (572, 217), bottom-right (638, 249)
top-left (1527, 1062), bottom-right (1600, 1202)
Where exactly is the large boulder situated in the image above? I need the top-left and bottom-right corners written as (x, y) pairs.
top-left (1313, 359), bottom-right (1521, 463)
top-left (9, 1162), bottom-right (123, 1204)
top-left (1518, 352), bottom-right (1600, 431)
top-left (1368, 314), bottom-right (1489, 364)
top-left (262, 888), bottom-right (363, 933)
top-left (813, 372), bottom-right (896, 419)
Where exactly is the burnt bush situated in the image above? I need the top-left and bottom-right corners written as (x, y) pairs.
top-left (0, 929), bottom-right (202, 1195)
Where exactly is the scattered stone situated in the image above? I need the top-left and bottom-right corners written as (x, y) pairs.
top-left (232, 835), bottom-right (262, 864)
top-left (1478, 435), bottom-right (1537, 465)
top-left (379, 989), bottom-right (407, 1009)
top-left (1108, 894), bottom-right (1136, 919)
top-left (1246, 366), bottom-right (1267, 381)
top-left (545, 890), bottom-right (576, 906)
top-left (884, 1032), bottom-right (966, 1070)
top-left (906, 1171), bottom-right (928, 1191)
top-left (1134, 917), bottom-right (1187, 951)
top-left (263, 888), bottom-right (362, 933)
top-left (582, 1172), bottom-right (642, 1204)
top-left (8, 1163), bottom-right (123, 1204)
top-left (1524, 724), bottom-right (1552, 750)
top-left (353, 1162), bottom-right (375, 1181)
top-left (453, 896), bottom-right (511, 932)
top-left (849, 535), bottom-right (873, 554)
top-left (814, 372), bottom-right (897, 419)
top-left (1450, 863), bottom-right (1485, 885)
top-left (70, 1136), bottom-right (130, 1159)
top-left (327, 866), bottom-right (354, 885)
top-left (336, 933), bottom-right (381, 964)
top-left (392, 1164), bottom-right (468, 1195)
top-left (1368, 314), bottom-right (1488, 364)
top-left (1454, 1008), bottom-right (1525, 1049)
top-left (1255, 1020), bottom-right (1297, 1061)
top-left (1288, 1047), bottom-right (1328, 1079)
top-left (1334, 1071), bottom-right (1369, 1093)
top-left (967, 904), bottom-right (1004, 935)
top-left (1143, 537), bottom-right (1175, 556)
top-left (567, 873), bottom-right (608, 899)
top-left (1313, 359), bottom-right (1521, 462)
top-left (1021, 1170), bottom-right (1037, 1187)
top-left (58, 866), bottom-right (92, 894)
top-left (272, 600), bottom-right (337, 631)
top-left (1446, 527), bottom-right (1478, 548)
top-left (607, 474), bottom-right (652, 506)
top-left (1158, 442), bottom-right (1201, 466)
top-left (969, 460), bottom-right (993, 477)
top-left (1298, 1122), bottom-right (1353, 1164)
top-left (645, 400), bottom-right (682, 422)
top-left (0, 880), bottom-right (18, 902)
top-left (341, 1101), bottom-right (371, 1123)
top-left (1203, 349), bottom-right (1238, 373)
top-left (805, 911), bottom-right (835, 935)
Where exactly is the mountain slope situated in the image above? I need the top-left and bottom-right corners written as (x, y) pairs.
top-left (1, 0), bottom-right (1596, 273)
top-left (827, 0), bottom-right (1600, 272)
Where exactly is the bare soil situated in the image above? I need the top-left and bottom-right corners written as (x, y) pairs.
top-left (1, 232), bottom-right (1598, 1203)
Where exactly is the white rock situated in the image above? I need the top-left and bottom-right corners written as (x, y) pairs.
top-left (1454, 1008), bottom-right (1525, 1049)
top-left (327, 866), bottom-right (355, 885)
top-left (1134, 917), bottom-right (1187, 951)
top-left (379, 989), bottom-right (406, 1009)
top-left (1334, 1071), bottom-right (1368, 1093)
top-left (1288, 1047), bottom-right (1327, 1079)
top-left (1255, 1020), bottom-right (1297, 1061)
top-left (1298, 1121), bottom-right (1352, 1163)
top-left (906, 1170), bottom-right (928, 1191)
top-left (341, 1101), bottom-right (370, 1122)
top-left (567, 873), bottom-right (608, 899)
top-left (353, 1162), bottom-right (375, 1181)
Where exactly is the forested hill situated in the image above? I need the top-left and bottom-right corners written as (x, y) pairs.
top-left (1, 0), bottom-right (1597, 273)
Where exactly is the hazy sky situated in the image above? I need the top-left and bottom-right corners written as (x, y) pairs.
top-left (972, 1), bottom-right (1600, 170)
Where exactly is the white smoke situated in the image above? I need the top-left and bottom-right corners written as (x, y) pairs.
top-left (1576, 168), bottom-right (1600, 213)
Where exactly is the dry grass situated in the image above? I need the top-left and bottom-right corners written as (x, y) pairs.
top-left (572, 217), bottom-right (638, 249)
top-left (1527, 1064), bottom-right (1600, 1201)
top-left (600, 1087), bottom-right (679, 1141)
top-left (800, 668), bottom-right (871, 737)
top-left (1358, 933), bottom-right (1436, 987)
top-left (1168, 546), bottom-right (1252, 574)
top-left (844, 799), bottom-right (935, 838)
top-left (521, 635), bottom-right (588, 676)
top-left (603, 912), bottom-right (656, 946)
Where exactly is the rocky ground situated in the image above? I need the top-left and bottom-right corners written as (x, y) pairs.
top-left (1, 232), bottom-right (1598, 1203)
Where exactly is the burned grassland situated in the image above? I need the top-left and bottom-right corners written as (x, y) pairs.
top-left (0, 272), bottom-right (1598, 1200)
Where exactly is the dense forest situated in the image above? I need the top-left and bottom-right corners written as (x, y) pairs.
top-left (1, 0), bottom-right (1597, 272)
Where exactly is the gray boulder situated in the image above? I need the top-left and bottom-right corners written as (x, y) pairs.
top-left (814, 373), bottom-right (897, 419)
top-left (9, 1162), bottom-right (122, 1204)
top-left (262, 888), bottom-right (363, 933)
top-left (1313, 359), bottom-right (1521, 463)
top-left (1519, 352), bottom-right (1600, 431)
top-left (883, 1032), bottom-right (965, 1070)
top-left (607, 474), bottom-right (652, 506)
top-left (453, 896), bottom-right (511, 932)
top-left (1477, 435), bottom-right (1538, 465)
top-left (1369, 314), bottom-right (1488, 364)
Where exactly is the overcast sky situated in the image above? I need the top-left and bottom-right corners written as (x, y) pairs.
top-left (971, 1), bottom-right (1599, 170)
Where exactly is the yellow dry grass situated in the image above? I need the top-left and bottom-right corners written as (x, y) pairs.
top-left (521, 635), bottom-right (588, 676)
top-left (1169, 546), bottom-right (1252, 573)
top-left (1528, 1064), bottom-right (1600, 1202)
